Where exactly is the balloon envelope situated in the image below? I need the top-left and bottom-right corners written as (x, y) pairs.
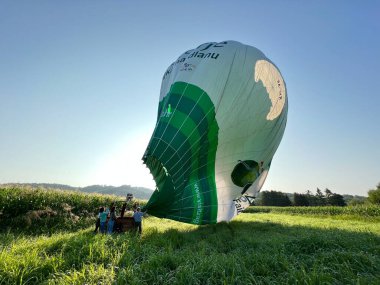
top-left (143, 41), bottom-right (288, 224)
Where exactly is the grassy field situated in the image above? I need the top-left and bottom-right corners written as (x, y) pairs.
top-left (0, 187), bottom-right (379, 284)
top-left (245, 205), bottom-right (380, 221)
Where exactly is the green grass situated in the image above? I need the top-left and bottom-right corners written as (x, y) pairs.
top-left (245, 205), bottom-right (380, 220)
top-left (1, 187), bottom-right (379, 284)
top-left (1, 213), bottom-right (379, 284)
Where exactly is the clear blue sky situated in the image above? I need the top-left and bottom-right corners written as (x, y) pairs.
top-left (1, 1), bottom-right (379, 196)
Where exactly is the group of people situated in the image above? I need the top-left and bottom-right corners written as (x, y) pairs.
top-left (94, 204), bottom-right (145, 234)
top-left (94, 206), bottom-right (117, 234)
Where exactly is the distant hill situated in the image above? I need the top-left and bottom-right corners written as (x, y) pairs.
top-left (80, 185), bottom-right (153, 200)
top-left (342, 194), bottom-right (367, 204)
top-left (0, 183), bottom-right (154, 200)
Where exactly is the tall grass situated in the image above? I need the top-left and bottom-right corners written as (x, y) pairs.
top-left (0, 186), bottom-right (145, 234)
top-left (1, 214), bottom-right (379, 284)
top-left (0, 187), bottom-right (379, 284)
top-left (0, 186), bottom-right (128, 215)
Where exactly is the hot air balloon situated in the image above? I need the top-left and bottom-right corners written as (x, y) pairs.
top-left (142, 41), bottom-right (287, 224)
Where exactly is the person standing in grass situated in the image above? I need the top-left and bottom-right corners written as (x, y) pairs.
top-left (99, 207), bottom-right (109, 234)
top-left (94, 207), bottom-right (102, 233)
top-left (133, 207), bottom-right (145, 234)
top-left (107, 206), bottom-right (117, 234)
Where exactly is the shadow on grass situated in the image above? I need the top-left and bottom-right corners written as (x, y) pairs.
top-left (115, 218), bottom-right (380, 284)
top-left (142, 218), bottom-right (380, 256)
top-left (0, 216), bottom-right (96, 238)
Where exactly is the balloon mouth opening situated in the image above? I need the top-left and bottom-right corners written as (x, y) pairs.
top-left (231, 160), bottom-right (261, 194)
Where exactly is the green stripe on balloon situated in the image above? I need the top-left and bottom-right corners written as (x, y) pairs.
top-left (144, 82), bottom-right (219, 224)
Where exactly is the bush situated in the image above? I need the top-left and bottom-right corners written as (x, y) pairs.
top-left (368, 183), bottom-right (380, 205)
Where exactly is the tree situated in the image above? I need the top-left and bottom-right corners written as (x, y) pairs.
top-left (321, 188), bottom-right (346, 206)
top-left (294, 193), bottom-right (309, 206)
top-left (305, 190), bottom-right (318, 206)
top-left (367, 183), bottom-right (380, 205)
top-left (325, 188), bottom-right (333, 199)
top-left (316, 188), bottom-right (326, 206)
top-left (327, 193), bottom-right (346, 206)
top-left (261, 191), bottom-right (292, 206)
top-left (297, 188), bottom-right (347, 207)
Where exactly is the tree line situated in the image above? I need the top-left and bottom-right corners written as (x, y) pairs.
top-left (256, 183), bottom-right (380, 207)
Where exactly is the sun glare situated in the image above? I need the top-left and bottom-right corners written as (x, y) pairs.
top-left (87, 131), bottom-right (156, 189)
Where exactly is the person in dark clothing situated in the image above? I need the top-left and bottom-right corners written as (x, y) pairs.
top-left (94, 207), bottom-right (102, 233)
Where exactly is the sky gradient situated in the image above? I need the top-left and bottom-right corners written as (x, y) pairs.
top-left (1, 1), bottom-right (379, 196)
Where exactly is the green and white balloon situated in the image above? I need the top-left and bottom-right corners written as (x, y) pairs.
top-left (143, 41), bottom-right (288, 224)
